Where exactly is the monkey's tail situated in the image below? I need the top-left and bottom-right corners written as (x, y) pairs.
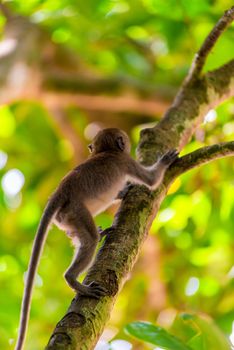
top-left (14, 194), bottom-right (62, 350)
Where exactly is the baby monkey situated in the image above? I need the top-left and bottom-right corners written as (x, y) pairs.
top-left (15, 128), bottom-right (178, 350)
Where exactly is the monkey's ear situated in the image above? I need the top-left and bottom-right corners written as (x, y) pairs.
top-left (88, 144), bottom-right (93, 153)
top-left (116, 136), bottom-right (125, 151)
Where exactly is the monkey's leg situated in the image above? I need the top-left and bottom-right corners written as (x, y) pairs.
top-left (64, 206), bottom-right (107, 298)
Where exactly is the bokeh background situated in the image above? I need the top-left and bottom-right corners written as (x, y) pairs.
top-left (0, 1), bottom-right (233, 349)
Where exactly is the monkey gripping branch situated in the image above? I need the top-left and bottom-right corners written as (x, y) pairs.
top-left (40, 7), bottom-right (234, 350)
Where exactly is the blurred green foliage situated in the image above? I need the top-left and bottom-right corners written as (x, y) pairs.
top-left (3, 0), bottom-right (234, 86)
top-left (0, 1), bottom-right (233, 349)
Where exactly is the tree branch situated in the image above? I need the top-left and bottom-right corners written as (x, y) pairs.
top-left (186, 6), bottom-right (234, 81)
top-left (40, 92), bottom-right (169, 116)
top-left (138, 58), bottom-right (234, 165)
top-left (166, 141), bottom-right (234, 183)
top-left (135, 5), bottom-right (234, 166)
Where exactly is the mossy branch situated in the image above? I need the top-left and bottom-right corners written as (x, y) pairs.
top-left (166, 141), bottom-right (234, 182)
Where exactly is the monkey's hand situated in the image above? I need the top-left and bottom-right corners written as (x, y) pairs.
top-left (160, 149), bottom-right (179, 167)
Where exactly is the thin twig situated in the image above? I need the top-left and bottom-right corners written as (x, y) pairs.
top-left (186, 6), bottom-right (234, 81)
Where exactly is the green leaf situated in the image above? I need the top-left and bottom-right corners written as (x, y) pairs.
top-left (171, 314), bottom-right (231, 350)
top-left (125, 321), bottom-right (191, 350)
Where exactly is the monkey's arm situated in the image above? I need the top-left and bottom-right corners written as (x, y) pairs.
top-left (127, 150), bottom-right (178, 189)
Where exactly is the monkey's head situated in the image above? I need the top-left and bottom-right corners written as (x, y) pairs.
top-left (88, 128), bottom-right (131, 155)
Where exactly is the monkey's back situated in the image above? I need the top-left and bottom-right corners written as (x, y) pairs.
top-left (56, 152), bottom-right (128, 216)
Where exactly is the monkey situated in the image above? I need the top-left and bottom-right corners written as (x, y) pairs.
top-left (14, 128), bottom-right (178, 350)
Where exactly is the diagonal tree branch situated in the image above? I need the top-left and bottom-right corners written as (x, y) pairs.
top-left (186, 6), bottom-right (234, 81)
top-left (45, 7), bottom-right (234, 350)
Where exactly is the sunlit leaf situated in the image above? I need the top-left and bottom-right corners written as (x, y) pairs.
top-left (125, 321), bottom-right (191, 349)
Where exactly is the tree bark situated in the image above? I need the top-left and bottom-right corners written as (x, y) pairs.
top-left (45, 7), bottom-right (234, 350)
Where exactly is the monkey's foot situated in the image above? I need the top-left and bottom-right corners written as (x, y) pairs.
top-left (98, 227), bottom-right (114, 240)
top-left (80, 281), bottom-right (107, 298)
top-left (65, 272), bottom-right (107, 298)
top-left (97, 226), bottom-right (104, 234)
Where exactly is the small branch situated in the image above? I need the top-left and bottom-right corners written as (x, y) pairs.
top-left (44, 68), bottom-right (173, 97)
top-left (186, 6), bottom-right (234, 81)
top-left (2, 91), bottom-right (169, 117)
top-left (166, 141), bottom-right (234, 182)
top-left (40, 92), bottom-right (169, 116)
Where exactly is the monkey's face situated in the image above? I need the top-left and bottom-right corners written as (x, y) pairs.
top-left (88, 128), bottom-right (131, 155)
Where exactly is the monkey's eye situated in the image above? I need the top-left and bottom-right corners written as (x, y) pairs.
top-left (88, 144), bottom-right (93, 152)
